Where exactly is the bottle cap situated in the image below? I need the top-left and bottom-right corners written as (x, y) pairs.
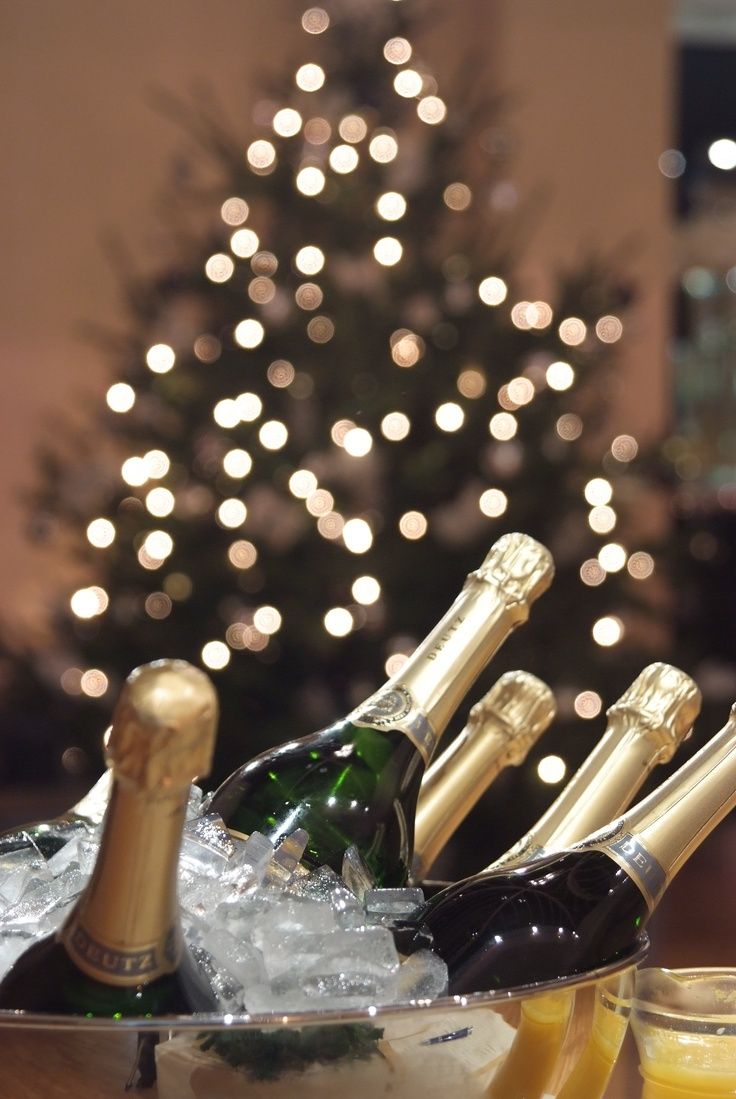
top-left (106, 659), bottom-right (219, 792)
top-left (468, 670), bottom-right (557, 765)
top-left (472, 532), bottom-right (555, 617)
top-left (607, 662), bottom-right (701, 762)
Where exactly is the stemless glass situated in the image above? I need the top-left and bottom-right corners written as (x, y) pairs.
top-left (631, 967), bottom-right (736, 1098)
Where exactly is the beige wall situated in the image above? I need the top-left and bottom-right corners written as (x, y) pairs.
top-left (490, 0), bottom-right (674, 442)
top-left (0, 1), bottom-right (672, 627)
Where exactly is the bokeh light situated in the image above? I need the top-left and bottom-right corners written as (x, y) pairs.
top-left (546, 361), bottom-right (575, 390)
top-left (258, 420), bottom-right (288, 450)
top-left (592, 615), bottom-right (624, 647)
top-left (202, 641), bottom-right (231, 670)
top-left (374, 237), bottom-right (403, 266)
top-left (598, 543), bottom-right (627, 572)
top-left (223, 449), bottom-right (253, 478)
top-left (324, 607), bottom-right (354, 637)
top-left (435, 402), bottom-right (465, 432)
top-left (106, 383), bottom-right (135, 413)
top-left (478, 277), bottom-right (508, 306)
top-left (574, 691), bottom-right (603, 719)
top-left (87, 518), bottom-right (116, 548)
top-left (217, 499), bottom-right (247, 529)
top-left (399, 511), bottom-right (427, 539)
top-left (538, 755), bottom-right (567, 784)
top-left (352, 575), bottom-right (381, 604)
top-left (343, 518), bottom-right (373, 553)
top-left (146, 344), bottom-right (175, 374)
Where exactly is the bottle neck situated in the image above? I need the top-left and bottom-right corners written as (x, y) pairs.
top-left (413, 715), bottom-right (512, 879)
top-left (588, 712), bottom-right (736, 910)
top-left (491, 717), bottom-right (673, 871)
top-left (60, 779), bottom-right (188, 986)
top-left (352, 573), bottom-right (528, 764)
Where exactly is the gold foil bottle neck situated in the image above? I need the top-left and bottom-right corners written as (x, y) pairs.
top-left (470, 532), bottom-right (555, 614)
top-left (467, 670), bottom-right (557, 766)
top-left (606, 662), bottom-right (701, 763)
top-left (105, 659), bottom-right (218, 793)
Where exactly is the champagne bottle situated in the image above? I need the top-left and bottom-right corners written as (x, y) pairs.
top-left (210, 532), bottom-right (554, 886)
top-left (489, 663), bottom-right (700, 871)
top-left (0, 769), bottom-right (113, 861)
top-left (0, 659), bottom-right (219, 1016)
top-left (412, 670), bottom-right (556, 880)
top-left (405, 693), bottom-right (736, 997)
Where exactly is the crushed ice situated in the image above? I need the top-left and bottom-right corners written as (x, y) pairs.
top-left (0, 785), bottom-right (447, 1012)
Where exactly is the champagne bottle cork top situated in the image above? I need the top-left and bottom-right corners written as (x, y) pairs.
top-left (468, 670), bottom-right (557, 765)
top-left (105, 659), bottom-right (219, 792)
top-left (607, 662), bottom-right (701, 761)
top-left (473, 532), bottom-right (555, 610)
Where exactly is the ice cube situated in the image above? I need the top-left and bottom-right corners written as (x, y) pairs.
top-left (56, 861), bottom-right (87, 902)
top-left (293, 865), bottom-right (365, 928)
top-left (179, 814), bottom-right (234, 879)
top-left (179, 874), bottom-right (235, 928)
top-left (186, 784), bottom-right (205, 821)
top-left (212, 886), bottom-right (284, 941)
top-left (249, 926), bottom-right (401, 1011)
top-left (252, 898), bottom-right (338, 970)
top-left (395, 950), bottom-right (448, 1002)
top-left (262, 828), bottom-right (310, 887)
top-left (189, 944), bottom-right (244, 1011)
top-left (225, 831), bottom-right (275, 888)
top-left (46, 836), bottom-right (83, 878)
top-left (364, 887), bottom-right (425, 926)
top-left (341, 845), bottom-right (375, 902)
top-left (0, 847), bottom-right (52, 913)
top-left (2, 875), bottom-right (66, 925)
top-left (201, 927), bottom-right (266, 989)
top-left (77, 836), bottom-right (100, 876)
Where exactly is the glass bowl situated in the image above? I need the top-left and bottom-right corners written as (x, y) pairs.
top-left (631, 966), bottom-right (736, 1098)
top-left (0, 936), bottom-right (647, 1099)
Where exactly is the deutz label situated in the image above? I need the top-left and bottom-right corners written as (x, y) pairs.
top-left (63, 922), bottom-right (178, 985)
top-left (352, 686), bottom-right (437, 765)
top-left (426, 615), bottom-right (465, 660)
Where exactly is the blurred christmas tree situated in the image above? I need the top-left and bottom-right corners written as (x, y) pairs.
top-left (9, 0), bottom-right (668, 863)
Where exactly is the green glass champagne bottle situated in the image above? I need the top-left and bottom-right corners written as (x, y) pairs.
top-left (404, 691), bottom-right (736, 996)
top-left (0, 659), bottom-right (219, 1017)
top-left (210, 532), bottom-right (554, 886)
top-left (488, 662), bottom-right (700, 871)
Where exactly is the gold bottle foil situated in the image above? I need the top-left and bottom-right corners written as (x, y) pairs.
top-left (586, 702), bottom-right (736, 910)
top-left (351, 533), bottom-right (554, 764)
top-left (413, 671), bottom-right (556, 878)
top-left (60, 660), bottom-right (218, 986)
top-left (491, 663), bottom-right (700, 872)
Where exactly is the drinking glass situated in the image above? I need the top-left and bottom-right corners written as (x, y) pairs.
top-left (632, 967), bottom-right (736, 1098)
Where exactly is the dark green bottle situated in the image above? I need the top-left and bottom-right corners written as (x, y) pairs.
top-left (210, 533), bottom-right (554, 886)
top-left (0, 659), bottom-right (219, 1017)
top-left (404, 700), bottom-right (736, 995)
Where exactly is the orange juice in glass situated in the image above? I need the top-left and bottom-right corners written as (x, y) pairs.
top-left (632, 968), bottom-right (736, 1098)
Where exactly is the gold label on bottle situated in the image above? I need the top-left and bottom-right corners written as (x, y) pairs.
top-left (351, 685), bottom-right (438, 765)
top-left (61, 919), bottom-right (181, 987)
